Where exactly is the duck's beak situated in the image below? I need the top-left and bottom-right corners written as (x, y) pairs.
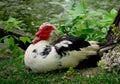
top-left (32, 36), bottom-right (41, 44)
top-left (35, 29), bottom-right (42, 37)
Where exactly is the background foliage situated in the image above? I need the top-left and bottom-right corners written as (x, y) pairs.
top-left (0, 0), bottom-right (118, 56)
top-left (51, 1), bottom-right (117, 43)
top-left (0, 0), bottom-right (63, 34)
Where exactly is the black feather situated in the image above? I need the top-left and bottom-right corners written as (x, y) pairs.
top-left (39, 45), bottom-right (51, 58)
top-left (54, 35), bottom-right (90, 57)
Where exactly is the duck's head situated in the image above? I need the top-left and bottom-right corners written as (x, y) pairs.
top-left (32, 22), bottom-right (57, 44)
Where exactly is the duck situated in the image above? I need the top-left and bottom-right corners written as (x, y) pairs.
top-left (24, 23), bottom-right (100, 72)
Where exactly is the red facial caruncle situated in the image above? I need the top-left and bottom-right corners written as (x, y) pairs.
top-left (32, 23), bottom-right (55, 44)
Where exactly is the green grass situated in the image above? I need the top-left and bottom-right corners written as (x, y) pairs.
top-left (0, 55), bottom-right (119, 84)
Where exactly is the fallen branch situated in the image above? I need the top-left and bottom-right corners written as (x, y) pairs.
top-left (0, 25), bottom-right (32, 38)
top-left (0, 25), bottom-right (32, 50)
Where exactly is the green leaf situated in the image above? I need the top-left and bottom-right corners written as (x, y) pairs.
top-left (110, 9), bottom-right (117, 14)
top-left (13, 35), bottom-right (19, 41)
top-left (9, 37), bottom-right (15, 50)
top-left (68, 1), bottom-right (87, 18)
top-left (19, 37), bottom-right (31, 44)
top-left (7, 17), bottom-right (16, 22)
top-left (9, 37), bottom-right (15, 46)
top-left (74, 1), bottom-right (86, 14)
top-left (101, 28), bottom-right (107, 33)
top-left (3, 37), bottom-right (15, 51)
top-left (5, 23), bottom-right (14, 32)
top-left (4, 38), bottom-right (10, 47)
top-left (0, 48), bottom-right (6, 54)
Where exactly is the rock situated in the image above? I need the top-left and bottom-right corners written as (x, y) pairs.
top-left (98, 46), bottom-right (120, 72)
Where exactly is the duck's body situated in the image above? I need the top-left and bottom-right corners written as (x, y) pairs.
top-left (24, 23), bottom-right (100, 72)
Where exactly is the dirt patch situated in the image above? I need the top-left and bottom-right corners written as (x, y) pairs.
top-left (77, 67), bottom-right (103, 77)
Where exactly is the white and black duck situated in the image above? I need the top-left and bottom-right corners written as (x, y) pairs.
top-left (24, 23), bottom-right (100, 72)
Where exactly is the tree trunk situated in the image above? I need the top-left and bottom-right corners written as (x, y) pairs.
top-left (100, 8), bottom-right (120, 50)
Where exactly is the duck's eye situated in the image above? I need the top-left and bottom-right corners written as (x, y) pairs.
top-left (45, 28), bottom-right (49, 31)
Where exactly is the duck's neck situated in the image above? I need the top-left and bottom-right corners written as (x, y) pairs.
top-left (47, 30), bottom-right (60, 44)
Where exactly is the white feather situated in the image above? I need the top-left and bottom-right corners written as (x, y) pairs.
top-left (55, 40), bottom-right (72, 48)
top-left (24, 41), bottom-right (60, 72)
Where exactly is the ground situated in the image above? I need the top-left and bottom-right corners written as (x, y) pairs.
top-left (0, 43), bottom-right (119, 84)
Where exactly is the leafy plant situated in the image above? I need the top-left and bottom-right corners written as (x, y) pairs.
top-left (0, 17), bottom-right (31, 57)
top-left (0, 17), bottom-right (22, 32)
top-left (51, 1), bottom-right (117, 43)
top-left (64, 67), bottom-right (75, 76)
top-left (0, 35), bottom-right (23, 56)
